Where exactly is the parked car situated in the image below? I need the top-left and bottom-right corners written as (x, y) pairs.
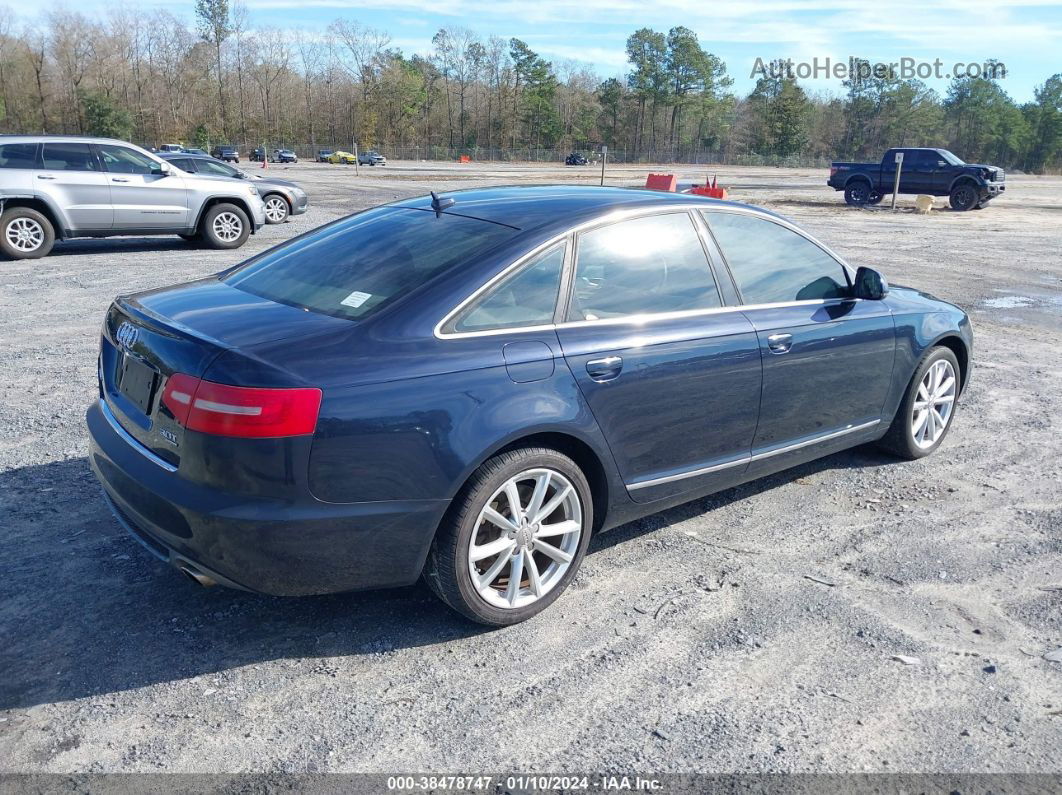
top-left (211, 145), bottom-right (240, 163)
top-left (828, 147), bottom-right (1005, 211)
top-left (181, 148), bottom-right (208, 156)
top-left (158, 144), bottom-right (184, 153)
top-left (327, 150), bottom-right (357, 165)
top-left (357, 149), bottom-right (386, 166)
top-left (0, 135), bottom-right (265, 259)
top-left (86, 186), bottom-right (972, 626)
top-left (161, 152), bottom-right (308, 224)
top-left (565, 152), bottom-right (588, 166)
top-left (271, 149), bottom-right (298, 164)
top-left (316, 150), bottom-right (333, 163)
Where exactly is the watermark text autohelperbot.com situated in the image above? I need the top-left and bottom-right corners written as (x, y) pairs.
top-left (751, 56), bottom-right (1007, 82)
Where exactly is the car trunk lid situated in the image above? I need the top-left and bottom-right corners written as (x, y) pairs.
top-left (99, 277), bottom-right (348, 469)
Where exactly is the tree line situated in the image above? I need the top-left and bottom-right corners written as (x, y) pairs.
top-left (0, 1), bottom-right (1060, 172)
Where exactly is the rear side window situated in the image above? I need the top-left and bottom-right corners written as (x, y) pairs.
top-left (225, 207), bottom-right (517, 321)
top-left (703, 211), bottom-right (849, 304)
top-left (42, 142), bottom-right (98, 171)
top-left (0, 143), bottom-right (38, 169)
top-left (452, 242), bottom-right (565, 332)
top-left (567, 212), bottom-right (720, 321)
top-left (98, 145), bottom-right (157, 175)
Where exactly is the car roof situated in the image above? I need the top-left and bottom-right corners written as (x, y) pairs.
top-left (159, 152), bottom-right (217, 160)
top-left (390, 185), bottom-right (781, 233)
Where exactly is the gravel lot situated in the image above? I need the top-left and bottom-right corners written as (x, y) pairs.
top-left (1, 161), bottom-right (1060, 775)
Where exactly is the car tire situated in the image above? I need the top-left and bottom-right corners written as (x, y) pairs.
top-left (0, 206), bottom-right (55, 260)
top-left (200, 203), bottom-right (250, 250)
top-left (425, 447), bottom-right (593, 626)
top-left (878, 346), bottom-right (961, 460)
top-left (262, 194), bottom-right (290, 224)
top-left (866, 191), bottom-right (884, 205)
top-left (949, 182), bottom-right (979, 211)
top-left (844, 181), bottom-right (872, 206)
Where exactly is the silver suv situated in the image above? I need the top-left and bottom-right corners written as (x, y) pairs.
top-left (0, 136), bottom-right (266, 260)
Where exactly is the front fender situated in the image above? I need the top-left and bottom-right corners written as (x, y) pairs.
top-left (948, 173), bottom-right (986, 192)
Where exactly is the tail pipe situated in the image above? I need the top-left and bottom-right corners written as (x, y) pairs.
top-left (179, 564), bottom-right (216, 588)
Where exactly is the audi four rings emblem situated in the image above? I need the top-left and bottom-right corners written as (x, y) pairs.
top-left (116, 322), bottom-right (139, 350)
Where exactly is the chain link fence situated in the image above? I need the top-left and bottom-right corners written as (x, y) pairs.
top-left (239, 141), bottom-right (832, 169)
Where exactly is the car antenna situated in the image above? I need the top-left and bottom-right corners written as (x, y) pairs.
top-left (430, 191), bottom-right (455, 217)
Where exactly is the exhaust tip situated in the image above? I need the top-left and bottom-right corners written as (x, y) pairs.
top-left (179, 564), bottom-right (216, 588)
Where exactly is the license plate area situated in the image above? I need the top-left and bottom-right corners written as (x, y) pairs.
top-left (116, 354), bottom-right (159, 415)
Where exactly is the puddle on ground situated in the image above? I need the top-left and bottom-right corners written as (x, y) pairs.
top-left (975, 289), bottom-right (1062, 329)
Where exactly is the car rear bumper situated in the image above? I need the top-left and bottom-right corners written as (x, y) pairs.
top-left (87, 400), bottom-right (449, 596)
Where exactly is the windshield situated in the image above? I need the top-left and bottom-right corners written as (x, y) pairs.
top-left (224, 207), bottom-right (518, 321)
top-left (939, 149), bottom-right (964, 165)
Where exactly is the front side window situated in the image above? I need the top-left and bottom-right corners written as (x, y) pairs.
top-left (41, 143), bottom-right (98, 171)
top-left (168, 158), bottom-right (196, 173)
top-left (195, 159), bottom-right (239, 177)
top-left (225, 207), bottom-right (517, 321)
top-left (0, 143), bottom-right (38, 169)
top-left (703, 211), bottom-right (849, 304)
top-left (567, 212), bottom-right (720, 321)
top-left (97, 145), bottom-right (157, 175)
top-left (452, 242), bottom-right (565, 332)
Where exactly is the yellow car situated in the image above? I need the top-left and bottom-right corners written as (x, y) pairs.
top-left (327, 151), bottom-right (357, 165)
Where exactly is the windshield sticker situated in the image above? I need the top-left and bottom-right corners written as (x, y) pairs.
top-left (340, 290), bottom-right (372, 309)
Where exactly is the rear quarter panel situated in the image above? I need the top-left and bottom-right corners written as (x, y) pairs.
top-left (304, 334), bottom-right (622, 506)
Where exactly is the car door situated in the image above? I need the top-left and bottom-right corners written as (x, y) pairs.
top-left (38, 142), bottom-right (113, 231)
top-left (554, 211), bottom-right (762, 503)
top-left (701, 209), bottom-right (896, 468)
top-left (95, 143), bottom-right (190, 229)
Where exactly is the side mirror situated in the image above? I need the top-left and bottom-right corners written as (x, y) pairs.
top-left (937, 160), bottom-right (947, 168)
top-left (151, 161), bottom-right (172, 176)
top-left (853, 266), bottom-right (889, 300)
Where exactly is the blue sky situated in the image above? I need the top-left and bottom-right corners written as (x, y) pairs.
top-left (54, 0), bottom-right (1062, 101)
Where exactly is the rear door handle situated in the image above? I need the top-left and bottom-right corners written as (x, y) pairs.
top-left (586, 355), bottom-right (622, 381)
top-left (37, 174), bottom-right (55, 180)
top-left (767, 333), bottom-right (793, 354)
top-left (111, 178), bottom-right (130, 183)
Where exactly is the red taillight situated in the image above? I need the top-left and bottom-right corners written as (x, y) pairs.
top-left (161, 373), bottom-right (322, 438)
top-left (829, 167), bottom-right (838, 177)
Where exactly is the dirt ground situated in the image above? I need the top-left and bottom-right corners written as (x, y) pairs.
top-left (0, 160), bottom-right (1059, 775)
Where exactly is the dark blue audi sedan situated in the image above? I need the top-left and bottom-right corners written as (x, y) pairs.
top-left (87, 186), bottom-right (972, 625)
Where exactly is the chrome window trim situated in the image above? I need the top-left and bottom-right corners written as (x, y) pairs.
top-left (626, 419), bottom-right (880, 491)
top-left (99, 399), bottom-right (178, 473)
top-left (433, 202), bottom-right (857, 341)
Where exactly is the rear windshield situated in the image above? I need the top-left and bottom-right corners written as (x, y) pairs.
top-left (224, 207), bottom-right (517, 321)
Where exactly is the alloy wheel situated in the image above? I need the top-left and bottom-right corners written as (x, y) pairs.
top-left (467, 468), bottom-right (582, 610)
top-left (911, 359), bottom-right (956, 449)
top-left (212, 212), bottom-right (243, 242)
top-left (5, 217), bottom-right (44, 252)
top-left (264, 197), bottom-right (288, 223)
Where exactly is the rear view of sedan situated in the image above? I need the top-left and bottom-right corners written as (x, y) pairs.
top-left (88, 186), bottom-right (972, 626)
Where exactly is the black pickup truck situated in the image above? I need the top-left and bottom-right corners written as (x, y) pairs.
top-left (828, 148), bottom-right (1005, 211)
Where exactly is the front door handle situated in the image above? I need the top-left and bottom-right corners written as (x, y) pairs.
top-left (586, 355), bottom-right (623, 381)
top-left (111, 178), bottom-right (131, 183)
top-left (36, 174), bottom-right (55, 180)
top-left (767, 333), bottom-right (793, 354)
